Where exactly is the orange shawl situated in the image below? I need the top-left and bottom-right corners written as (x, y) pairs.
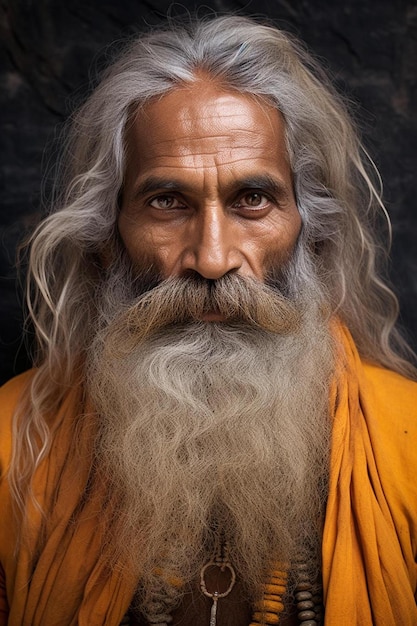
top-left (0, 325), bottom-right (416, 625)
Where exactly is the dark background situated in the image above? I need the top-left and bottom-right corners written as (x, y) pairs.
top-left (1, 0), bottom-right (416, 385)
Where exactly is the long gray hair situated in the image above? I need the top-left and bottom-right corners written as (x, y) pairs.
top-left (11, 15), bottom-right (416, 509)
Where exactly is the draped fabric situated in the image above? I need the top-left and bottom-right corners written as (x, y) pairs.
top-left (322, 325), bottom-right (417, 624)
top-left (0, 324), bottom-right (416, 625)
top-left (0, 375), bottom-right (137, 625)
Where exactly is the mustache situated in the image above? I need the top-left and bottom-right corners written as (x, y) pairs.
top-left (102, 273), bottom-right (303, 355)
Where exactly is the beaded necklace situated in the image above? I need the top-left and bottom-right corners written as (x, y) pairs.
top-left (126, 553), bottom-right (323, 626)
top-left (250, 560), bottom-right (323, 626)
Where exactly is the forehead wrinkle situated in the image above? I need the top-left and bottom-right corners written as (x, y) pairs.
top-left (135, 136), bottom-right (272, 168)
top-left (135, 155), bottom-right (277, 175)
top-left (148, 128), bottom-right (270, 151)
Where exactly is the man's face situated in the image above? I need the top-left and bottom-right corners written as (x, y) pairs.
top-left (119, 82), bottom-right (301, 318)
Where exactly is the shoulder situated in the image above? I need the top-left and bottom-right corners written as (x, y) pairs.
top-left (360, 362), bottom-right (417, 518)
top-left (0, 370), bottom-right (36, 473)
top-left (0, 370), bottom-right (35, 412)
top-left (363, 360), bottom-right (417, 396)
top-left (361, 362), bottom-right (417, 430)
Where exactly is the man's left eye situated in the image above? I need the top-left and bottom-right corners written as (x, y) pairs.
top-left (235, 192), bottom-right (270, 209)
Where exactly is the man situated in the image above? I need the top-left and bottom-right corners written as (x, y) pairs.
top-left (0, 15), bottom-right (416, 626)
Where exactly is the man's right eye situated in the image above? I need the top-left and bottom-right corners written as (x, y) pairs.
top-left (149, 195), bottom-right (186, 210)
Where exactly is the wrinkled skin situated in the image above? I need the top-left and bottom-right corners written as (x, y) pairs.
top-left (119, 81), bottom-right (301, 321)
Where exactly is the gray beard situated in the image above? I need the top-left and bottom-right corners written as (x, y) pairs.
top-left (87, 270), bottom-right (334, 607)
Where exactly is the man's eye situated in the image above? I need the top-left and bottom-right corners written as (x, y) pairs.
top-left (235, 192), bottom-right (270, 209)
top-left (149, 195), bottom-right (185, 210)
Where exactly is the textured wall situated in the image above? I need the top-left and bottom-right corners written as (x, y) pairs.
top-left (1, 0), bottom-right (416, 383)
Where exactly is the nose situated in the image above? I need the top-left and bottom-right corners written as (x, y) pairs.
top-left (180, 206), bottom-right (242, 280)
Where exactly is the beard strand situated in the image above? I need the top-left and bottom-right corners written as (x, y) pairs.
top-left (87, 261), bottom-right (334, 607)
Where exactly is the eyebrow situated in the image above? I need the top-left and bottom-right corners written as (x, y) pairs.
top-left (132, 173), bottom-right (291, 201)
top-left (133, 177), bottom-right (190, 197)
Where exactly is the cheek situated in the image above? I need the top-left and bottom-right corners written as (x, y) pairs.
top-left (256, 211), bottom-right (302, 264)
top-left (118, 216), bottom-right (156, 268)
top-left (118, 218), bottom-right (179, 276)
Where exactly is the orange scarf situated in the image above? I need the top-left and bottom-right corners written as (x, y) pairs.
top-left (322, 325), bottom-right (417, 624)
top-left (0, 324), bottom-right (416, 625)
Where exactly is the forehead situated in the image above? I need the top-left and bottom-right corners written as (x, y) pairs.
top-left (124, 82), bottom-right (291, 174)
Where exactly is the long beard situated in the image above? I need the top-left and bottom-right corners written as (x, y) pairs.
top-left (87, 267), bottom-right (334, 607)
